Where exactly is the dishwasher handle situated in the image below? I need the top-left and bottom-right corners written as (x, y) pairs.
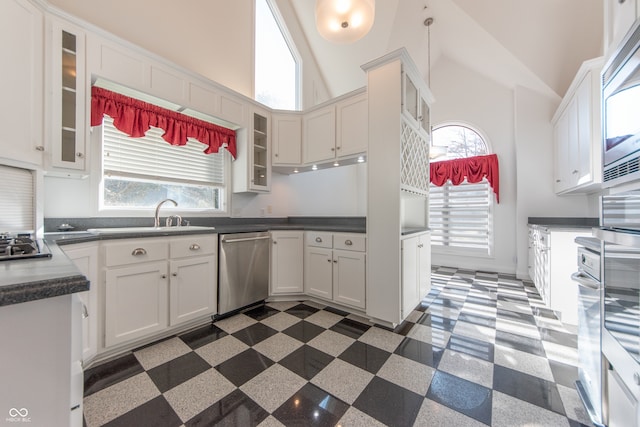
top-left (221, 235), bottom-right (271, 244)
top-left (571, 272), bottom-right (600, 290)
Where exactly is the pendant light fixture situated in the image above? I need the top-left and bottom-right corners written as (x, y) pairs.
top-left (315, 0), bottom-right (375, 44)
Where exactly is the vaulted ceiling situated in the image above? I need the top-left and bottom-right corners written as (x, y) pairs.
top-left (289, 0), bottom-right (603, 100)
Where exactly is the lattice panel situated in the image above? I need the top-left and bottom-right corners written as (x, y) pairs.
top-left (400, 120), bottom-right (429, 194)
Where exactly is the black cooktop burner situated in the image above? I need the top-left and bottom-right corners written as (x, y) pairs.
top-left (0, 233), bottom-right (52, 261)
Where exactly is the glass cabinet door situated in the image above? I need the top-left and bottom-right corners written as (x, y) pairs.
top-left (252, 112), bottom-right (269, 189)
top-left (403, 74), bottom-right (419, 122)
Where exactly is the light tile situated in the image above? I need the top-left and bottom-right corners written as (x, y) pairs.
top-left (461, 303), bottom-right (497, 318)
top-left (214, 314), bottom-right (257, 334)
top-left (83, 373), bottom-right (160, 427)
top-left (496, 300), bottom-right (532, 315)
top-left (406, 323), bottom-right (451, 347)
top-left (302, 300), bottom-right (326, 309)
top-left (437, 349), bottom-right (494, 389)
top-left (307, 329), bottom-right (355, 357)
top-left (266, 300), bottom-right (302, 312)
top-left (304, 309), bottom-right (344, 329)
top-left (494, 344), bottom-right (554, 382)
top-left (311, 358), bottom-right (374, 404)
top-left (496, 318), bottom-right (541, 340)
top-left (358, 326), bottom-right (404, 353)
top-left (557, 384), bottom-right (593, 425)
top-left (253, 332), bottom-right (304, 362)
top-left (451, 320), bottom-right (496, 344)
top-left (427, 306), bottom-right (461, 320)
top-left (376, 353), bottom-right (435, 395)
top-left (163, 368), bottom-right (236, 422)
top-left (337, 406), bottom-right (387, 427)
top-left (133, 337), bottom-right (192, 370)
top-left (543, 341), bottom-right (579, 366)
top-left (195, 334), bottom-right (249, 367)
top-left (240, 364), bottom-right (307, 412)
top-left (260, 311), bottom-right (301, 331)
top-left (258, 415), bottom-right (287, 427)
top-left (405, 309), bottom-right (423, 323)
top-left (414, 398), bottom-right (487, 427)
top-left (492, 391), bottom-right (571, 427)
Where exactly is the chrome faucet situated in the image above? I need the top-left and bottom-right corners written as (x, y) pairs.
top-left (154, 199), bottom-right (177, 227)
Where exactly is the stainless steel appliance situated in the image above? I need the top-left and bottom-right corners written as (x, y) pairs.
top-left (602, 19), bottom-right (640, 188)
top-left (0, 232), bottom-right (51, 261)
top-left (218, 231), bottom-right (270, 315)
top-left (572, 238), bottom-right (604, 426)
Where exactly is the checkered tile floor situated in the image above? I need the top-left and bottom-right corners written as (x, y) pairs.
top-left (83, 266), bottom-right (593, 426)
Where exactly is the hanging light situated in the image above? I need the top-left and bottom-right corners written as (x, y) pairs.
top-left (315, 0), bottom-right (375, 44)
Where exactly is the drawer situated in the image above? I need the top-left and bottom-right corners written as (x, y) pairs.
top-left (333, 233), bottom-right (366, 252)
top-left (305, 231), bottom-right (333, 248)
top-left (104, 238), bottom-right (168, 267)
top-left (170, 234), bottom-right (217, 258)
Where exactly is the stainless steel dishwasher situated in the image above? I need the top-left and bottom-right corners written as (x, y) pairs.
top-left (218, 231), bottom-right (271, 315)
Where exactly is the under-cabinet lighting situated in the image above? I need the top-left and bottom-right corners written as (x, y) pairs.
top-left (293, 168), bottom-right (299, 173)
top-left (357, 156), bottom-right (365, 163)
top-left (333, 161), bottom-right (339, 167)
top-left (312, 164), bottom-right (318, 170)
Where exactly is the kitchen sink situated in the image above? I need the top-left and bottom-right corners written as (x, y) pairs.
top-left (86, 226), bottom-right (216, 235)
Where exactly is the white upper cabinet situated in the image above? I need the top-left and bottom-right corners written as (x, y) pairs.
top-left (552, 57), bottom-right (603, 194)
top-left (0, 0), bottom-right (44, 166)
top-left (304, 105), bottom-right (336, 164)
top-left (233, 106), bottom-right (271, 193)
top-left (272, 113), bottom-right (302, 165)
top-left (336, 91), bottom-right (368, 157)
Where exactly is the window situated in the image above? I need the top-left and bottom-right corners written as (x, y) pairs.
top-left (430, 124), bottom-right (493, 255)
top-left (254, 0), bottom-right (300, 110)
top-left (101, 117), bottom-right (226, 211)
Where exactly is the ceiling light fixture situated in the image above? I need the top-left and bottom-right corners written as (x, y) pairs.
top-left (315, 0), bottom-right (375, 44)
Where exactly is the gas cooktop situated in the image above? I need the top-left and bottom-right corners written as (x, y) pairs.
top-left (0, 233), bottom-right (52, 261)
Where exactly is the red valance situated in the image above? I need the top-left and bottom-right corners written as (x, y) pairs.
top-left (430, 154), bottom-right (500, 203)
top-left (91, 86), bottom-right (237, 158)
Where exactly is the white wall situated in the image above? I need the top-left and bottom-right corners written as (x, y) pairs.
top-left (430, 55), bottom-right (518, 274)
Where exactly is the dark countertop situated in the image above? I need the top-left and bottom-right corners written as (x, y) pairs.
top-left (2, 217), bottom-right (366, 307)
top-left (527, 217), bottom-right (598, 232)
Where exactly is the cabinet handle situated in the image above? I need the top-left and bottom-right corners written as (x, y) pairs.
top-left (161, 274), bottom-right (167, 279)
top-left (189, 244), bottom-right (201, 251)
top-left (275, 153), bottom-right (279, 157)
top-left (172, 272), bottom-right (178, 277)
top-left (572, 170), bottom-right (578, 174)
top-left (331, 147), bottom-right (335, 151)
top-left (556, 179), bottom-right (561, 183)
top-left (76, 152), bottom-right (84, 158)
top-left (634, 372), bottom-right (640, 385)
top-left (336, 146), bottom-right (341, 150)
top-left (315, 237), bottom-right (322, 243)
top-left (327, 259), bottom-right (331, 263)
top-left (81, 304), bottom-right (88, 319)
top-left (273, 240), bottom-right (278, 245)
top-left (333, 259), bottom-right (338, 263)
top-left (35, 145), bottom-right (45, 152)
top-left (345, 239), bottom-right (353, 246)
top-left (418, 243), bottom-right (423, 248)
top-left (131, 248), bottom-right (147, 256)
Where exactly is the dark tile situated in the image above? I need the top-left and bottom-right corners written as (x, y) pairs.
top-left (538, 328), bottom-right (578, 348)
top-left (243, 304), bottom-right (280, 321)
top-left (147, 352), bottom-right (211, 393)
top-left (497, 308), bottom-right (536, 325)
top-left (338, 341), bottom-right (391, 374)
top-left (232, 323), bottom-right (278, 346)
top-left (417, 313), bottom-right (457, 332)
top-left (497, 294), bottom-right (529, 304)
top-left (549, 359), bottom-right (579, 388)
top-left (531, 307), bottom-right (558, 320)
top-left (273, 383), bottom-right (349, 426)
top-left (179, 324), bottom-right (228, 350)
top-left (285, 303), bottom-right (320, 319)
top-left (426, 371), bottom-right (492, 425)
top-left (353, 376), bottom-right (423, 427)
top-left (279, 344), bottom-right (334, 380)
top-left (456, 312), bottom-right (496, 329)
top-left (329, 317), bottom-right (371, 339)
top-left (393, 321), bottom-right (415, 336)
top-left (493, 365), bottom-right (565, 415)
top-left (84, 353), bottom-right (144, 397)
top-left (324, 305), bottom-right (349, 316)
top-left (185, 389), bottom-right (269, 427)
top-left (282, 320), bottom-right (325, 343)
top-left (104, 396), bottom-right (182, 427)
top-left (215, 349), bottom-right (274, 387)
top-left (495, 330), bottom-right (547, 357)
top-left (431, 297), bottom-right (464, 310)
top-left (447, 334), bottom-right (494, 363)
top-left (568, 420), bottom-right (593, 427)
top-left (394, 337), bottom-right (445, 369)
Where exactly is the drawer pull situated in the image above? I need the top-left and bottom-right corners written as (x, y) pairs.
top-left (161, 274), bottom-right (167, 279)
top-left (189, 244), bottom-right (201, 251)
top-left (315, 237), bottom-right (322, 243)
top-left (131, 248), bottom-right (147, 256)
top-left (333, 259), bottom-right (338, 263)
top-left (345, 240), bottom-right (353, 246)
top-left (327, 259), bottom-right (331, 263)
top-left (172, 272), bottom-right (178, 277)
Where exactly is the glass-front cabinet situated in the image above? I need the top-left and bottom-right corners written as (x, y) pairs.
top-left (252, 111), bottom-right (269, 189)
top-left (402, 70), bottom-right (431, 137)
top-left (47, 18), bottom-right (87, 174)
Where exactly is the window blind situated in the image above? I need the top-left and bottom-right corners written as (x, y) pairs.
top-left (103, 116), bottom-right (225, 186)
top-left (429, 179), bottom-right (493, 254)
top-left (0, 165), bottom-right (34, 231)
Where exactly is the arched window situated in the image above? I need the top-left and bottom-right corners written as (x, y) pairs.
top-left (255, 0), bottom-right (300, 110)
top-left (430, 124), bottom-right (494, 255)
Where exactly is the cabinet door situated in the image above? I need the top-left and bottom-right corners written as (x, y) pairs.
top-left (251, 108), bottom-right (271, 191)
top-left (333, 249), bottom-right (366, 309)
top-left (576, 73), bottom-right (593, 186)
top-left (169, 256), bottom-right (217, 326)
top-left (105, 261), bottom-right (168, 347)
top-left (62, 243), bottom-right (99, 362)
top-left (418, 233), bottom-right (431, 300)
top-left (304, 246), bottom-right (333, 300)
top-left (271, 231), bottom-right (304, 294)
top-left (607, 367), bottom-right (639, 427)
top-left (272, 114), bottom-right (302, 165)
top-left (401, 236), bottom-right (419, 320)
top-left (336, 93), bottom-right (368, 157)
top-left (304, 105), bottom-right (336, 163)
top-left (0, 0), bottom-right (44, 165)
top-left (553, 111), bottom-right (570, 193)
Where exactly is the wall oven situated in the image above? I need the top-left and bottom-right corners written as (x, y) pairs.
top-left (602, 19), bottom-right (640, 188)
top-left (597, 191), bottom-right (640, 425)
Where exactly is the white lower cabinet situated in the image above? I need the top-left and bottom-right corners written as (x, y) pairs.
top-left (270, 231), bottom-right (304, 294)
top-left (304, 232), bottom-right (366, 310)
top-left (401, 232), bottom-right (431, 320)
